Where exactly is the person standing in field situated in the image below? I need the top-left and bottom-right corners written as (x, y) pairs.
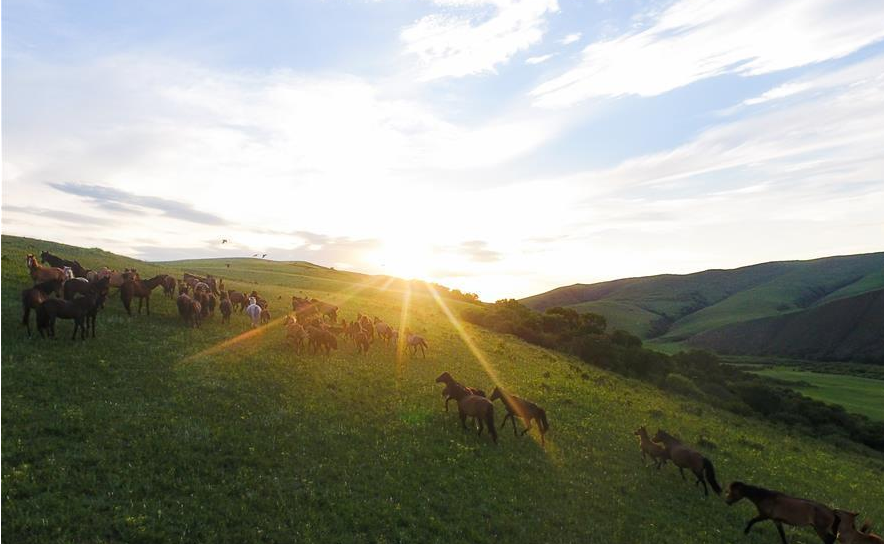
top-left (245, 297), bottom-right (262, 328)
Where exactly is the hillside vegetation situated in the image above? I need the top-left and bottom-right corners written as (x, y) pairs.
top-left (521, 252), bottom-right (884, 359)
top-left (3, 236), bottom-right (884, 544)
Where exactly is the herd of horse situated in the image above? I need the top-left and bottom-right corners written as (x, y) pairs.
top-left (17, 251), bottom-right (881, 543)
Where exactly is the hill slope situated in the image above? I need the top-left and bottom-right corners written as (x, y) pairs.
top-left (3, 235), bottom-right (884, 544)
top-left (522, 252), bottom-right (884, 358)
top-left (688, 288), bottom-right (884, 361)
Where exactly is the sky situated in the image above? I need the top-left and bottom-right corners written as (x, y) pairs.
top-left (3, 0), bottom-right (884, 301)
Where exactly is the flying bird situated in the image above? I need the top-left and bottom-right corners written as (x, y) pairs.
top-left (222, 239), bottom-right (229, 244)
top-left (262, 254), bottom-right (267, 259)
top-left (252, 253), bottom-right (258, 257)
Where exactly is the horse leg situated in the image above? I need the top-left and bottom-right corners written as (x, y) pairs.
top-left (520, 418), bottom-right (533, 436)
top-left (679, 467), bottom-right (686, 480)
top-left (146, 296), bottom-right (150, 315)
top-left (744, 515), bottom-right (768, 535)
top-left (813, 524), bottom-right (835, 544)
top-left (499, 413), bottom-right (510, 430)
top-left (477, 417), bottom-right (484, 436)
top-left (459, 409), bottom-right (468, 430)
top-left (510, 413), bottom-right (518, 436)
top-left (774, 522), bottom-right (787, 544)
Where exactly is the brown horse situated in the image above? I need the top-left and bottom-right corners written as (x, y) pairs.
top-left (453, 386), bottom-right (497, 444)
top-left (219, 292), bottom-right (232, 323)
top-left (177, 289), bottom-right (198, 327)
top-left (162, 275), bottom-right (176, 298)
top-left (835, 511), bottom-right (883, 544)
top-left (121, 274), bottom-right (167, 315)
top-left (21, 279), bottom-right (64, 337)
top-left (63, 277), bottom-right (92, 300)
top-left (405, 330), bottom-right (428, 357)
top-left (435, 372), bottom-right (486, 412)
top-left (284, 318), bottom-right (308, 354)
top-left (26, 254), bottom-right (65, 291)
top-left (634, 425), bottom-right (668, 468)
top-left (307, 326), bottom-right (337, 355)
top-left (653, 430), bottom-right (721, 496)
top-left (229, 290), bottom-right (248, 312)
top-left (725, 482), bottom-right (838, 544)
top-left (373, 317), bottom-right (394, 344)
top-left (353, 330), bottom-right (371, 354)
top-left (489, 387), bottom-right (549, 446)
top-left (40, 251), bottom-right (88, 278)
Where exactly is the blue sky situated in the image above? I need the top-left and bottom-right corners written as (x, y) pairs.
top-left (3, 0), bottom-right (884, 300)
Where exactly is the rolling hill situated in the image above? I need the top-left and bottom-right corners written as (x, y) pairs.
top-left (521, 252), bottom-right (884, 359)
top-left (3, 235), bottom-right (884, 544)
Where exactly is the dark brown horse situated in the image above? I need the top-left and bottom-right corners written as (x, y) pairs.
top-left (40, 251), bottom-right (87, 278)
top-left (21, 279), bottom-right (64, 337)
top-left (489, 387), bottom-right (549, 446)
top-left (63, 277), bottom-right (92, 300)
top-left (229, 290), bottom-right (248, 312)
top-left (120, 274), bottom-right (167, 315)
top-left (435, 372), bottom-right (486, 412)
top-left (37, 290), bottom-right (100, 340)
top-left (26, 254), bottom-right (65, 290)
top-left (653, 430), bottom-right (721, 496)
top-left (634, 425), bottom-right (668, 468)
top-left (835, 510), bottom-right (883, 544)
top-left (725, 482), bottom-right (838, 544)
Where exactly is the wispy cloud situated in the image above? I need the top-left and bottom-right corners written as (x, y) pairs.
top-left (559, 32), bottom-right (581, 45)
top-left (525, 53), bottom-right (555, 65)
top-left (49, 182), bottom-right (227, 225)
top-left (401, 0), bottom-right (559, 80)
top-left (531, 0), bottom-right (884, 107)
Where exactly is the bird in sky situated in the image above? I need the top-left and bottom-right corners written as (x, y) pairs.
top-left (222, 239), bottom-right (229, 244)
top-left (262, 254), bottom-right (267, 259)
top-left (252, 253), bottom-right (258, 257)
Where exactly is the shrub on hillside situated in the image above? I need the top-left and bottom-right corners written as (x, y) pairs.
top-left (664, 373), bottom-right (704, 398)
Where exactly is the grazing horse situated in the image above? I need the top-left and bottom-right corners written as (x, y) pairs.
top-left (37, 290), bottom-right (100, 340)
top-left (26, 254), bottom-right (65, 291)
top-left (162, 275), bottom-right (176, 298)
top-left (725, 482), bottom-right (838, 544)
top-left (634, 425), bottom-right (668, 468)
top-left (489, 387), bottom-right (550, 446)
top-left (405, 330), bottom-right (428, 357)
top-left (835, 511), bottom-right (883, 544)
top-left (311, 298), bottom-right (338, 322)
top-left (21, 279), bottom-right (64, 337)
top-left (435, 372), bottom-right (486, 412)
top-left (653, 430), bottom-right (721, 496)
top-left (121, 275), bottom-right (167, 315)
top-left (40, 251), bottom-right (87, 278)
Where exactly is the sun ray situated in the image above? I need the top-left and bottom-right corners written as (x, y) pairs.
top-left (395, 281), bottom-right (413, 374)
top-left (181, 316), bottom-right (286, 363)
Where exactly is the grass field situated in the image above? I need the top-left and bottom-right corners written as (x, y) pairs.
top-left (3, 235), bottom-right (884, 544)
top-left (751, 367), bottom-right (884, 421)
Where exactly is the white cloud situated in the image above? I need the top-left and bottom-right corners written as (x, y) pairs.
top-left (559, 32), bottom-right (581, 45)
top-left (531, 0), bottom-right (884, 107)
top-left (526, 53), bottom-right (555, 65)
top-left (401, 0), bottom-right (559, 80)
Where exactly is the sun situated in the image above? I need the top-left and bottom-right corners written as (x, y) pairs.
top-left (371, 240), bottom-right (436, 281)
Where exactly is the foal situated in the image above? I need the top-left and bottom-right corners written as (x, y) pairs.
top-left (489, 387), bottom-right (549, 446)
top-left (725, 482), bottom-right (838, 544)
top-left (634, 425), bottom-right (668, 468)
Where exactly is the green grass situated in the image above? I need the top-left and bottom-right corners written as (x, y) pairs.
top-left (4, 235), bottom-right (884, 544)
top-left (751, 368), bottom-right (884, 421)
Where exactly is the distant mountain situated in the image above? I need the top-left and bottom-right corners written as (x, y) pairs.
top-left (687, 288), bottom-right (884, 362)
top-left (521, 252), bottom-right (884, 359)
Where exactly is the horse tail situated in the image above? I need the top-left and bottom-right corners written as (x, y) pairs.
top-left (537, 408), bottom-right (550, 433)
top-left (859, 519), bottom-right (870, 534)
top-left (486, 404), bottom-right (497, 443)
top-left (703, 458), bottom-right (722, 495)
top-left (830, 512), bottom-right (841, 538)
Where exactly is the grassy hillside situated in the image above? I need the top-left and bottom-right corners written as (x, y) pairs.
top-left (522, 253), bottom-right (884, 358)
top-left (3, 235), bottom-right (884, 544)
top-left (689, 289), bottom-right (884, 361)
top-left (750, 368), bottom-right (884, 421)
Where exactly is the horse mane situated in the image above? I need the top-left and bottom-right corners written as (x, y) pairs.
top-left (737, 482), bottom-right (781, 501)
